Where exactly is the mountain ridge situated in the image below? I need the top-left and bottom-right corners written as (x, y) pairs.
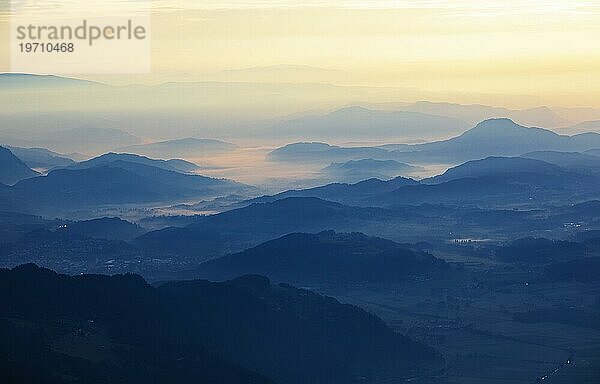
top-left (0, 146), bottom-right (39, 185)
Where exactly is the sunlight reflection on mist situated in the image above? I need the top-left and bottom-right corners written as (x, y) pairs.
top-left (188, 146), bottom-right (449, 193)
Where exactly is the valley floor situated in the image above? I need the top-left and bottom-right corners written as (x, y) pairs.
top-left (321, 261), bottom-right (600, 383)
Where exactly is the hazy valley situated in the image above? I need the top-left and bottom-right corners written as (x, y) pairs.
top-left (1, 73), bottom-right (600, 384)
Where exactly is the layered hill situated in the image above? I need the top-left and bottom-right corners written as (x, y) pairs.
top-left (0, 160), bottom-right (252, 214)
top-left (135, 197), bottom-right (414, 257)
top-left (6, 146), bottom-right (75, 169)
top-left (246, 176), bottom-right (418, 206)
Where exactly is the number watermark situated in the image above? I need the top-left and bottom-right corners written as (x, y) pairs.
top-left (10, 0), bottom-right (151, 74)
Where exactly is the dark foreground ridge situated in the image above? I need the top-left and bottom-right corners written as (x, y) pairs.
top-left (0, 264), bottom-right (442, 384)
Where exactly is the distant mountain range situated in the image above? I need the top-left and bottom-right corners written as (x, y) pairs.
top-left (0, 73), bottom-right (101, 89)
top-left (321, 159), bottom-right (419, 183)
top-left (67, 152), bottom-right (199, 174)
top-left (246, 176), bottom-right (418, 206)
top-left (559, 120), bottom-right (600, 135)
top-left (3, 118), bottom-right (599, 215)
top-left (263, 106), bottom-right (470, 141)
top-left (268, 118), bottom-right (600, 165)
top-left (0, 126), bottom-right (141, 155)
top-left (367, 157), bottom-right (600, 208)
top-left (0, 264), bottom-right (440, 384)
top-left (245, 154), bottom-right (600, 210)
top-left (268, 142), bottom-right (395, 164)
top-left (194, 231), bottom-right (448, 285)
top-left (119, 138), bottom-right (238, 159)
top-left (6, 146), bottom-right (75, 169)
top-left (423, 157), bottom-right (565, 184)
top-left (521, 151), bottom-right (600, 175)
top-left (399, 101), bottom-right (570, 128)
top-left (0, 146), bottom-right (39, 185)
top-left (0, 153), bottom-right (254, 214)
top-left (210, 64), bottom-right (351, 83)
top-left (585, 148), bottom-right (600, 157)
top-left (389, 118), bottom-right (600, 163)
top-left (135, 197), bottom-right (414, 258)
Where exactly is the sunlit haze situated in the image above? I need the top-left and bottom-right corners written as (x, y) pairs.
top-left (2, 1), bottom-right (600, 106)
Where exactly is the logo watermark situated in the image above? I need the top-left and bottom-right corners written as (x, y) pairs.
top-left (10, 0), bottom-right (151, 74)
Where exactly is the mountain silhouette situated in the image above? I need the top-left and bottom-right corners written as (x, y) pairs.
top-left (0, 146), bottom-right (39, 185)
top-left (393, 118), bottom-right (600, 163)
top-left (68, 152), bottom-right (199, 173)
top-left (424, 157), bottom-right (565, 184)
top-left (402, 101), bottom-right (569, 128)
top-left (135, 197), bottom-right (411, 257)
top-left (6, 146), bottom-right (75, 169)
top-left (0, 73), bottom-right (101, 88)
top-left (366, 157), bottom-right (600, 208)
top-left (268, 142), bottom-right (394, 164)
top-left (119, 138), bottom-right (237, 159)
top-left (1, 126), bottom-right (141, 155)
top-left (246, 176), bottom-right (418, 206)
top-left (321, 159), bottom-right (419, 183)
top-left (62, 217), bottom-right (146, 241)
top-left (266, 106), bottom-right (469, 141)
top-left (584, 148), bottom-right (600, 157)
top-left (521, 151), bottom-right (600, 174)
top-left (194, 231), bottom-right (448, 285)
top-left (0, 160), bottom-right (253, 214)
top-left (0, 264), bottom-right (441, 384)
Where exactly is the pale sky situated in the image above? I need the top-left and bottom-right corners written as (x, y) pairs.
top-left (2, 1), bottom-right (600, 107)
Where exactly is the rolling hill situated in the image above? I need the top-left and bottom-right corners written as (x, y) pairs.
top-left (1, 162), bottom-right (252, 213)
top-left (521, 151), bottom-right (600, 174)
top-left (249, 154), bottom-right (600, 210)
top-left (61, 217), bottom-right (146, 241)
top-left (194, 231), bottom-right (448, 285)
top-left (365, 156), bottom-right (600, 208)
top-left (135, 197), bottom-right (411, 257)
top-left (245, 176), bottom-right (418, 206)
top-left (423, 157), bottom-right (565, 184)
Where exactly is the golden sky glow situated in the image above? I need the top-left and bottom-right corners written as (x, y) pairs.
top-left (2, 1), bottom-right (600, 107)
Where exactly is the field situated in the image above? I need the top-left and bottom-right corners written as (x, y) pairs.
top-left (320, 254), bottom-right (600, 384)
